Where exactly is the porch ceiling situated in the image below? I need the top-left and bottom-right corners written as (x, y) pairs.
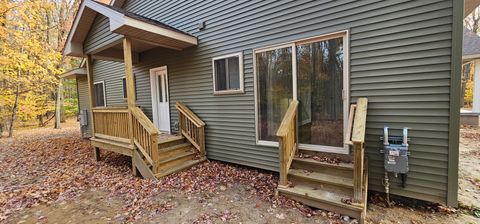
top-left (465, 0), bottom-right (480, 17)
top-left (89, 38), bottom-right (158, 63)
top-left (63, 0), bottom-right (197, 59)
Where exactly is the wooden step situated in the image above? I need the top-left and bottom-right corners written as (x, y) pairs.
top-left (157, 143), bottom-right (192, 160)
top-left (292, 157), bottom-right (353, 170)
top-left (158, 150), bottom-right (194, 164)
top-left (155, 156), bottom-right (207, 178)
top-left (288, 169), bottom-right (353, 189)
top-left (158, 135), bottom-right (185, 148)
top-left (156, 151), bottom-right (196, 173)
top-left (278, 183), bottom-right (363, 219)
top-left (291, 157), bottom-right (354, 178)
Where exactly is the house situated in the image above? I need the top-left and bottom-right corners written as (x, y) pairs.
top-left (461, 27), bottom-right (480, 126)
top-left (61, 0), bottom-right (475, 221)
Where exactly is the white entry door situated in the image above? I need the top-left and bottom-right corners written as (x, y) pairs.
top-left (150, 66), bottom-right (171, 133)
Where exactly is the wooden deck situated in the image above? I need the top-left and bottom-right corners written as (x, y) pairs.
top-left (90, 102), bottom-right (207, 180)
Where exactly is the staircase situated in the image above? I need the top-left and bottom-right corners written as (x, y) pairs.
top-left (277, 152), bottom-right (368, 220)
top-left (131, 102), bottom-right (207, 180)
top-left (133, 134), bottom-right (207, 179)
top-left (276, 98), bottom-right (369, 223)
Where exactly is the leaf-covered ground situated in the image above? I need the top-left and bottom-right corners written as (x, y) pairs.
top-left (0, 121), bottom-right (347, 223)
top-left (0, 120), bottom-right (479, 224)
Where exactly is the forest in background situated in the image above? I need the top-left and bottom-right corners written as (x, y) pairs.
top-left (0, 0), bottom-right (81, 137)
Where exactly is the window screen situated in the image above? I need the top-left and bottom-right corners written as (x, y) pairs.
top-left (213, 54), bottom-right (242, 94)
top-left (94, 82), bottom-right (105, 107)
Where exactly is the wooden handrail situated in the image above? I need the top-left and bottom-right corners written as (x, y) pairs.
top-left (349, 98), bottom-right (368, 204)
top-left (131, 107), bottom-right (159, 167)
top-left (176, 102), bottom-right (206, 156)
top-left (176, 102), bottom-right (205, 127)
top-left (92, 106), bottom-right (127, 111)
top-left (277, 100), bottom-right (299, 186)
top-left (131, 107), bottom-right (158, 134)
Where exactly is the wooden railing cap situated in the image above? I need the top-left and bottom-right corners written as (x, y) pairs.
top-left (131, 107), bottom-right (159, 135)
top-left (175, 102), bottom-right (205, 127)
top-left (276, 100), bottom-right (299, 137)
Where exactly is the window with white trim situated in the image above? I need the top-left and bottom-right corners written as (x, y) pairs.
top-left (94, 81), bottom-right (106, 107)
top-left (212, 53), bottom-right (244, 94)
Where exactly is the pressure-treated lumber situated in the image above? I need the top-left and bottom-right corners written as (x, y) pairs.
top-left (132, 149), bottom-right (157, 180)
top-left (176, 102), bottom-right (206, 156)
top-left (277, 100), bottom-right (299, 186)
top-left (351, 98), bottom-right (368, 143)
top-left (85, 55), bottom-right (96, 134)
top-left (351, 98), bottom-right (368, 204)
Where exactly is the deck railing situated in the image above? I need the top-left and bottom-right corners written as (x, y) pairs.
top-left (348, 98), bottom-right (368, 204)
top-left (176, 102), bottom-right (206, 156)
top-left (131, 107), bottom-right (159, 166)
top-left (277, 100), bottom-right (299, 186)
top-left (92, 107), bottom-right (130, 143)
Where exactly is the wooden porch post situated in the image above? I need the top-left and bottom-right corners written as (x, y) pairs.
top-left (123, 37), bottom-right (136, 146)
top-left (86, 54), bottom-right (100, 160)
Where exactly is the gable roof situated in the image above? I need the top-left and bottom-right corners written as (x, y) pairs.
top-left (63, 0), bottom-right (197, 57)
top-left (463, 27), bottom-right (480, 61)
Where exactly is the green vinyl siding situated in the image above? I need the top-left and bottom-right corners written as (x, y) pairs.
top-left (76, 77), bottom-right (92, 137)
top-left (83, 0), bottom-right (459, 205)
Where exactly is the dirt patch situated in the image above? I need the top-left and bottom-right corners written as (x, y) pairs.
top-left (459, 125), bottom-right (480, 210)
top-left (9, 191), bottom-right (125, 224)
top-left (367, 204), bottom-right (478, 224)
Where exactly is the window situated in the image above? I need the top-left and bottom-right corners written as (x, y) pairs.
top-left (94, 81), bottom-right (106, 107)
top-left (122, 75), bottom-right (137, 99)
top-left (212, 53), bottom-right (244, 94)
top-left (254, 32), bottom-right (348, 152)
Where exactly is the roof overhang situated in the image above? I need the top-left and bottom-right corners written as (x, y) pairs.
top-left (465, 0), bottom-right (480, 17)
top-left (63, 0), bottom-right (197, 59)
top-left (59, 68), bottom-right (87, 79)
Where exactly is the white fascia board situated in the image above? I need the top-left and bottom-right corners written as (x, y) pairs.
top-left (64, 41), bottom-right (84, 57)
top-left (62, 0), bottom-right (87, 56)
top-left (85, 0), bottom-right (125, 31)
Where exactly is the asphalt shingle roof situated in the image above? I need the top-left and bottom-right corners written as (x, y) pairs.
top-left (464, 27), bottom-right (480, 57)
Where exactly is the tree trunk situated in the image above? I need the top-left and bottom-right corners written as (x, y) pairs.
top-left (8, 83), bottom-right (20, 137)
top-left (54, 81), bottom-right (63, 129)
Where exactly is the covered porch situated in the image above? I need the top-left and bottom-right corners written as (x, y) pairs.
top-left (63, 0), bottom-right (205, 179)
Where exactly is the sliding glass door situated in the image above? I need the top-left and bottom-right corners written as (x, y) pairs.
top-left (255, 33), bottom-right (348, 153)
top-left (297, 37), bottom-right (344, 148)
top-left (256, 45), bottom-right (293, 142)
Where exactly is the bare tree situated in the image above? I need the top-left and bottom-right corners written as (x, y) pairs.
top-left (465, 7), bottom-right (480, 33)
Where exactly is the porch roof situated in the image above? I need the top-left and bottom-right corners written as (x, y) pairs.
top-left (59, 68), bottom-right (87, 79)
top-left (63, 0), bottom-right (197, 59)
top-left (465, 0), bottom-right (480, 16)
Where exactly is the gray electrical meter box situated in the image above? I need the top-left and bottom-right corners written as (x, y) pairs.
top-left (381, 127), bottom-right (409, 174)
top-left (79, 110), bottom-right (88, 127)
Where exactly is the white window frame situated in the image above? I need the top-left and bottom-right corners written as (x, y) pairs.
top-left (93, 81), bottom-right (107, 107)
top-left (253, 30), bottom-right (349, 154)
top-left (212, 52), bottom-right (244, 95)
